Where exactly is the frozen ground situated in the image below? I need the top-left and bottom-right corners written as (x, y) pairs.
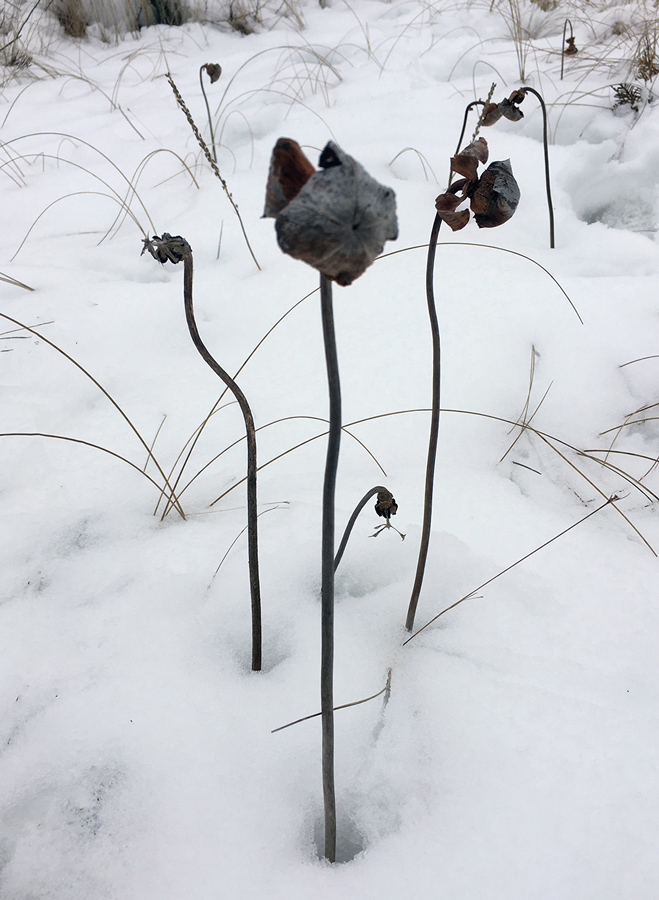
top-left (2, 0), bottom-right (659, 897)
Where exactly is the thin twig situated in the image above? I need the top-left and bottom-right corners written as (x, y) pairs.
top-left (272, 670), bottom-right (392, 733)
top-left (404, 496), bottom-right (618, 645)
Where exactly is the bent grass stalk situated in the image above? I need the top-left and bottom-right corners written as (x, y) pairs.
top-left (0, 312), bottom-right (185, 518)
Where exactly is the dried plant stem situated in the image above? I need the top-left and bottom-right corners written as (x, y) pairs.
top-left (0, 312), bottom-right (185, 519)
top-left (272, 669), bottom-right (392, 733)
top-left (320, 273), bottom-right (340, 863)
top-left (142, 234), bottom-right (262, 671)
top-left (405, 213), bottom-right (442, 633)
top-left (521, 86), bottom-right (555, 248)
top-left (166, 73), bottom-right (261, 271)
top-left (181, 245), bottom-right (263, 671)
top-left (199, 66), bottom-right (218, 163)
top-left (404, 496), bottom-right (617, 645)
top-left (334, 485), bottom-right (389, 571)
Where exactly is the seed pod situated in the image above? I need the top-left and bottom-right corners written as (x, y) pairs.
top-left (375, 490), bottom-right (398, 519)
top-left (499, 97), bottom-right (525, 122)
top-left (202, 63), bottom-right (222, 83)
top-left (274, 141), bottom-right (398, 286)
top-left (481, 102), bottom-right (503, 126)
top-left (263, 138), bottom-right (316, 218)
top-left (470, 159), bottom-right (520, 228)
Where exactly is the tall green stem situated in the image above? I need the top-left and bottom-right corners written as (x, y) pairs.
top-left (319, 273), bottom-right (340, 862)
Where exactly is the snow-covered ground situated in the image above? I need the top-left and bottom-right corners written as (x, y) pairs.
top-left (2, 1), bottom-right (659, 896)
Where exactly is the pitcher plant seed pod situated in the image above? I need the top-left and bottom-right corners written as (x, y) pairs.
top-left (266, 139), bottom-right (398, 286)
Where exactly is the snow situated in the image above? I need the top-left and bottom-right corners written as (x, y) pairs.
top-left (2, 0), bottom-right (659, 896)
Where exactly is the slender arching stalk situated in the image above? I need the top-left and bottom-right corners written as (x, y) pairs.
top-left (405, 213), bottom-right (442, 632)
top-left (334, 485), bottom-right (389, 571)
top-left (521, 86), bottom-right (555, 248)
top-left (199, 65), bottom-right (218, 163)
top-left (453, 100), bottom-right (485, 165)
top-left (142, 234), bottom-right (262, 671)
top-left (561, 20), bottom-right (574, 81)
top-left (182, 250), bottom-right (263, 672)
top-left (319, 273), bottom-right (341, 863)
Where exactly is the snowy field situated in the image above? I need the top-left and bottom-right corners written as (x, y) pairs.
top-left (2, 0), bottom-right (659, 896)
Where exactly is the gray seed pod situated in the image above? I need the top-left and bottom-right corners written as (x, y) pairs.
top-left (470, 159), bottom-right (520, 228)
top-left (275, 141), bottom-right (398, 286)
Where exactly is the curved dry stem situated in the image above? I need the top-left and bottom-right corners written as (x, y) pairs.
top-left (0, 431), bottom-right (169, 493)
top-left (158, 288), bottom-right (319, 519)
top-left (404, 496), bottom-right (616, 645)
top-left (0, 312), bottom-right (185, 518)
top-left (334, 485), bottom-right (389, 571)
top-left (378, 241), bottom-right (582, 323)
top-left (142, 234), bottom-right (262, 671)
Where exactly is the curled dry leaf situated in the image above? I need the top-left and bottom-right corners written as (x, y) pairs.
top-left (267, 139), bottom-right (398, 286)
top-left (450, 137), bottom-right (489, 181)
top-left (481, 90), bottom-right (526, 126)
top-left (263, 138), bottom-right (316, 217)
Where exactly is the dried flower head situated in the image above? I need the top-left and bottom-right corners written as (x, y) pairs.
top-left (435, 138), bottom-right (520, 231)
top-left (265, 139), bottom-right (398, 286)
top-left (202, 63), bottom-right (222, 83)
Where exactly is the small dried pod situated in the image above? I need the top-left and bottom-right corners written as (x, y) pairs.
top-left (469, 159), bottom-right (520, 228)
top-left (263, 138), bottom-right (316, 218)
top-left (451, 137), bottom-right (489, 181)
top-left (564, 36), bottom-right (578, 55)
top-left (274, 140), bottom-right (398, 286)
top-left (481, 102), bottom-right (503, 127)
top-left (202, 63), bottom-right (222, 83)
top-left (499, 97), bottom-right (525, 122)
top-left (375, 490), bottom-right (398, 519)
top-left (141, 233), bottom-right (191, 265)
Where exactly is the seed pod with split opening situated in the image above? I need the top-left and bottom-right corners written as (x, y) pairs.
top-left (270, 140), bottom-right (398, 286)
top-left (470, 159), bottom-right (520, 228)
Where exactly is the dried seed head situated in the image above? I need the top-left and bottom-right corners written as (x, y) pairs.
top-left (375, 490), bottom-right (398, 519)
top-left (202, 63), bottom-right (222, 83)
top-left (273, 140), bottom-right (398, 286)
top-left (141, 233), bottom-right (191, 265)
top-left (470, 159), bottom-right (520, 228)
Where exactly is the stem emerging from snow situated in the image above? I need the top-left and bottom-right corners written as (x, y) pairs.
top-left (142, 234), bottom-right (263, 671)
top-left (320, 273), bottom-right (340, 863)
top-left (406, 213), bottom-right (442, 632)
